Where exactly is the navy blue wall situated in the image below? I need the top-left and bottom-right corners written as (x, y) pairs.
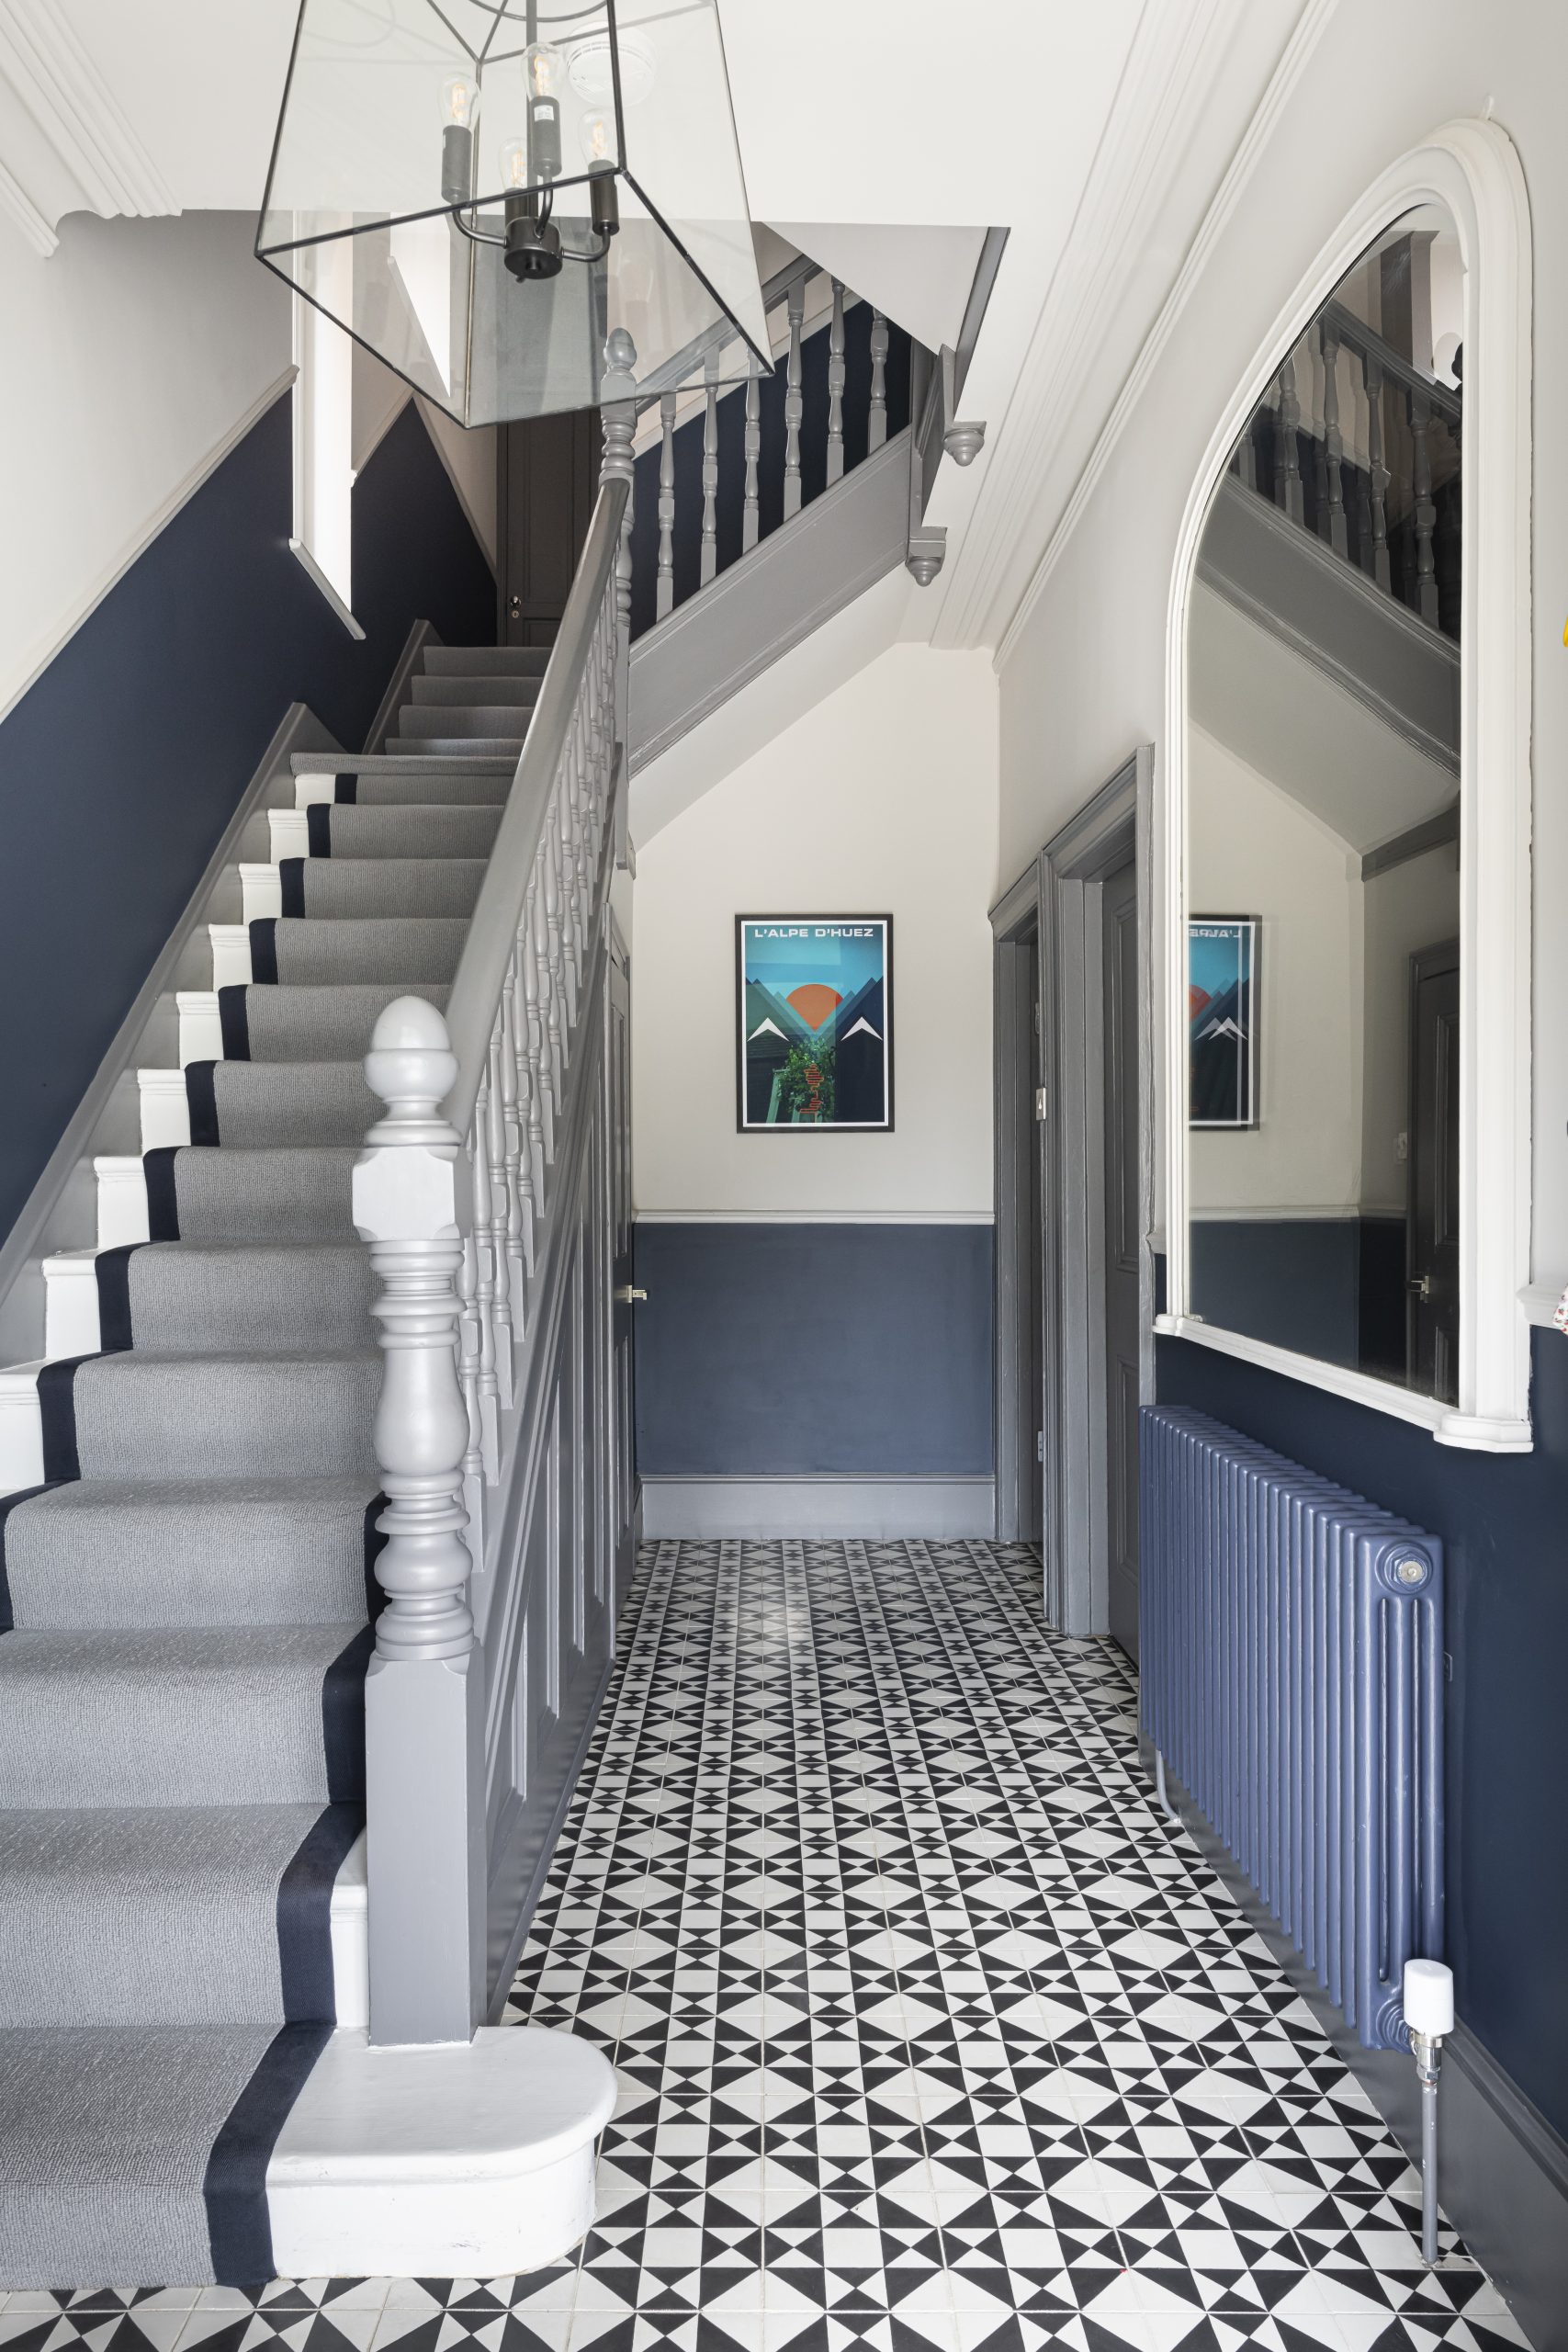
top-left (1156, 1325), bottom-right (1568, 2143)
top-left (0, 394), bottom-right (494, 1238)
top-left (1190, 1215), bottom-right (1410, 1380)
top-left (634, 1221), bottom-right (993, 1476)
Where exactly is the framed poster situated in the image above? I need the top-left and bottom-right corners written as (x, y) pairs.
top-left (1189, 915), bottom-right (1258, 1128)
top-left (736, 916), bottom-right (894, 1131)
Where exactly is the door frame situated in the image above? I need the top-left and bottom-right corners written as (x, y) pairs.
top-left (989, 874), bottom-right (1042, 1549)
top-left (989, 745), bottom-right (1156, 1634)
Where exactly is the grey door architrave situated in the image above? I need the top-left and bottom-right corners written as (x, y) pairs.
top-left (989, 747), bottom-right (1156, 1634)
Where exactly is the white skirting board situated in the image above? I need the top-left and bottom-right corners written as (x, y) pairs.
top-left (640, 1476), bottom-right (997, 1541)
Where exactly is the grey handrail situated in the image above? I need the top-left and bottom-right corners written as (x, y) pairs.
top-left (441, 476), bottom-right (627, 1140)
top-left (1322, 299), bottom-right (1462, 424)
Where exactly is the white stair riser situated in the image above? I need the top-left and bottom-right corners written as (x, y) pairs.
top-left (96, 1157), bottom-right (151, 1248)
top-left (138, 1069), bottom-right (190, 1151)
top-left (177, 993), bottom-right (223, 1066)
top-left (242, 864), bottom-right (283, 924)
top-left (0, 1367), bottom-right (44, 1496)
top-left (269, 808), bottom-right (310, 863)
top-left (42, 1254), bottom-right (100, 1358)
top-left (332, 1834), bottom-right (367, 2034)
top-left (295, 771), bottom-right (338, 811)
top-left (209, 924), bottom-right (252, 989)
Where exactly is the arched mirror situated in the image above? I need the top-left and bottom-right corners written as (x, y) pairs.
top-left (1184, 206), bottom-right (1464, 1403)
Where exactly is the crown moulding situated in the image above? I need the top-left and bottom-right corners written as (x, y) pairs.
top-left (0, 0), bottom-right (177, 253)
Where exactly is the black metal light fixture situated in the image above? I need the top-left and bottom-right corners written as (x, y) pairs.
top-left (256, 0), bottom-right (770, 426)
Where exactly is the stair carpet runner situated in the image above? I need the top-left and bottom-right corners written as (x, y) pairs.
top-left (0, 648), bottom-right (542, 2288)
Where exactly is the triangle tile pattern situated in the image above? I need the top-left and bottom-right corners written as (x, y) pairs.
top-left (0, 1543), bottom-right (1531, 2346)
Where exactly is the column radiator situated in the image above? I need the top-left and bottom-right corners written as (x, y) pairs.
top-left (1139, 1406), bottom-right (1445, 2049)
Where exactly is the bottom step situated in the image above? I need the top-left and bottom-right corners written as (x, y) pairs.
top-left (269, 2025), bottom-right (616, 2279)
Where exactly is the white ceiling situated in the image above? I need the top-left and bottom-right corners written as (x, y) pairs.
top-left (0, 0), bottom-right (1321, 654)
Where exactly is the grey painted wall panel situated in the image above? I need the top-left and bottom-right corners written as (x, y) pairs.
top-left (633, 1221), bottom-right (994, 1476)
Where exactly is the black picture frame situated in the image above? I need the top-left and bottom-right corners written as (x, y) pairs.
top-left (734, 914), bottom-right (895, 1133)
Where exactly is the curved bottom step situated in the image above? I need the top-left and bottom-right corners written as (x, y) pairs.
top-left (268, 2026), bottom-right (616, 2280)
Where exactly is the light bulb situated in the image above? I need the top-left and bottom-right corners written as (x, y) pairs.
top-left (500, 137), bottom-right (531, 193)
top-left (578, 109), bottom-right (617, 168)
top-left (439, 73), bottom-right (478, 129)
top-left (568, 28), bottom-right (656, 106)
top-left (524, 42), bottom-right (567, 102)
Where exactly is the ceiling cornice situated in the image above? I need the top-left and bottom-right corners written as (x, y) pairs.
top-left (0, 0), bottom-right (177, 244)
top-left (0, 148), bottom-right (53, 253)
top-left (928, 0), bottom-right (1315, 652)
top-left (991, 0), bottom-right (1340, 672)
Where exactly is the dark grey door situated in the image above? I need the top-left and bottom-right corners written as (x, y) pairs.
top-left (608, 938), bottom-right (637, 1604)
top-left (1101, 860), bottom-right (1141, 1658)
top-left (1408, 940), bottom-right (1460, 1406)
top-left (498, 408), bottom-right (599, 648)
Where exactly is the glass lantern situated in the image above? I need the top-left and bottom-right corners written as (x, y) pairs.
top-left (256, 0), bottom-right (772, 425)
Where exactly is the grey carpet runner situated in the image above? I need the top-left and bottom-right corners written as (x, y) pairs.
top-left (0, 653), bottom-right (530, 2287)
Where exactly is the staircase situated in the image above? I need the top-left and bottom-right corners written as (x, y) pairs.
top-left (0, 641), bottom-right (613, 2287)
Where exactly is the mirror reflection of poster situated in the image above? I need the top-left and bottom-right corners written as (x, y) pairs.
top-left (1190, 916), bottom-right (1258, 1128)
top-left (737, 916), bottom-right (894, 1132)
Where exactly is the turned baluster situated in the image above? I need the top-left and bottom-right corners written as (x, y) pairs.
top-left (1410, 388), bottom-right (1438, 626)
top-left (468, 1095), bottom-right (500, 1472)
top-left (523, 868), bottom-right (553, 1175)
top-left (1276, 351), bottom-right (1303, 525)
top-left (542, 833), bottom-right (567, 1099)
top-left (507, 942), bottom-right (536, 1278)
top-left (454, 1223), bottom-right (487, 1549)
top-left (1365, 355), bottom-right (1391, 592)
top-left (827, 277), bottom-right (846, 484)
top-left (656, 390), bottom-right (677, 623)
top-left (1235, 409), bottom-right (1258, 492)
top-left (557, 746), bottom-right (582, 1021)
top-left (600, 330), bottom-right (636, 842)
top-left (484, 1022), bottom-right (514, 1404)
top-left (784, 279), bottom-right (805, 519)
top-left (868, 309), bottom-right (888, 451)
top-left (1320, 317), bottom-right (1347, 558)
top-left (700, 348), bottom-right (720, 587)
top-left (743, 354), bottom-right (761, 550)
top-left (528, 856), bottom-right (558, 1161)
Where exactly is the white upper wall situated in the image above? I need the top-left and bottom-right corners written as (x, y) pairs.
top-left (993, 0), bottom-right (1568, 1289)
top-left (632, 638), bottom-right (998, 1221)
top-left (0, 208), bottom-right (290, 722)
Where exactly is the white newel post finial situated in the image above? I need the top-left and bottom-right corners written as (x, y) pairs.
top-left (355, 995), bottom-right (486, 2044)
top-left (601, 327), bottom-right (637, 871)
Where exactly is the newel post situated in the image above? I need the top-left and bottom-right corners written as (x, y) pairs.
top-left (601, 325), bottom-right (637, 870)
top-left (354, 996), bottom-right (485, 2045)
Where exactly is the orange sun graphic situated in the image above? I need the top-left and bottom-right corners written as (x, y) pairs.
top-left (786, 983), bottom-right (843, 1032)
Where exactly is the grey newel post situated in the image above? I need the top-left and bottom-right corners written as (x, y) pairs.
top-left (355, 995), bottom-right (486, 2045)
top-left (600, 326), bottom-right (637, 870)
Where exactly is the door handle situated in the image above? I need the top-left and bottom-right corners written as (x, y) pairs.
top-left (614, 1285), bottom-right (648, 1305)
top-left (1407, 1274), bottom-right (1432, 1300)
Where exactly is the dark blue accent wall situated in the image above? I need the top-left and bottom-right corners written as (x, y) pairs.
top-left (1156, 1324), bottom-right (1568, 2143)
top-left (0, 393), bottom-right (494, 1238)
top-left (1190, 1216), bottom-right (1410, 1381)
top-left (633, 1221), bottom-right (993, 1476)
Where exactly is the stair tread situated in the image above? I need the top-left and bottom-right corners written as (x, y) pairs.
top-left (422, 644), bottom-right (550, 675)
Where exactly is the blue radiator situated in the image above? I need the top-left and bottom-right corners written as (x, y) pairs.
top-left (1139, 1407), bottom-right (1445, 2049)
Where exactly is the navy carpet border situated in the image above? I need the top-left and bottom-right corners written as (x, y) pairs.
top-left (279, 859), bottom-right (306, 919)
top-left (322, 1624), bottom-right (373, 1804)
top-left (93, 1243), bottom-right (141, 1352)
top-left (334, 773), bottom-right (359, 803)
top-left (306, 803), bottom-right (333, 859)
top-left (0, 1482), bottom-right (57, 1633)
top-left (277, 1802), bottom-right (363, 2023)
top-left (219, 985), bottom-right (252, 1061)
top-left (362, 1498), bottom-right (387, 1621)
top-left (186, 1062), bottom-right (220, 1148)
top-left (144, 1146), bottom-right (182, 1240)
top-left (203, 2019), bottom-right (333, 2285)
top-left (36, 1357), bottom-right (89, 1483)
top-left (249, 920), bottom-right (279, 986)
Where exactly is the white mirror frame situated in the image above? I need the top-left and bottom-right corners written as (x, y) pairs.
top-left (1156, 119), bottom-right (1533, 1452)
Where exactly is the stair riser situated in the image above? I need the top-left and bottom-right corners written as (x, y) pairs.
top-left (62, 1355), bottom-right (379, 1483)
top-left (44, 1249), bottom-right (377, 1358)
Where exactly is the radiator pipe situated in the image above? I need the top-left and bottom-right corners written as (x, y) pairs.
top-left (1404, 1958), bottom-right (1455, 2266)
top-left (1154, 1748), bottom-right (1181, 1827)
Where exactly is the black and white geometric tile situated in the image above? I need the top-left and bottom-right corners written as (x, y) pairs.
top-left (0, 1541), bottom-right (1530, 2352)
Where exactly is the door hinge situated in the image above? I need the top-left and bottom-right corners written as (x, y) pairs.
top-left (1035, 1086), bottom-right (1048, 1122)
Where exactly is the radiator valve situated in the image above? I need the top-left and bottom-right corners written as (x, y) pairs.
top-left (1404, 1958), bottom-right (1455, 2266)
